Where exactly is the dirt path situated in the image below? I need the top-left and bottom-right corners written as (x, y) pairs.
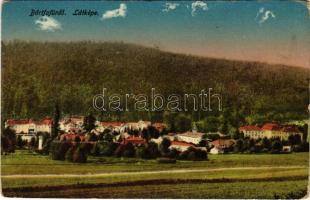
top-left (2, 165), bottom-right (307, 178)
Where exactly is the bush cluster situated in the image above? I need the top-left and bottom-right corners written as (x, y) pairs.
top-left (50, 141), bottom-right (88, 163)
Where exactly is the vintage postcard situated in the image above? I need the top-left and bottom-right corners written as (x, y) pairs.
top-left (1, 0), bottom-right (310, 198)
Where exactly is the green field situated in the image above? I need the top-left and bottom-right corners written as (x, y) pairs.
top-left (1, 150), bottom-right (309, 198)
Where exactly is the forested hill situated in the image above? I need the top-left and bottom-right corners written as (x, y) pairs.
top-left (1, 41), bottom-right (309, 123)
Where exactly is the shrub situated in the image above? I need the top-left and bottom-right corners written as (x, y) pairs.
top-left (42, 138), bottom-right (53, 155)
top-left (29, 137), bottom-right (36, 149)
top-left (65, 147), bottom-right (75, 162)
top-left (159, 138), bottom-right (171, 155)
top-left (86, 132), bottom-right (98, 142)
top-left (75, 136), bottom-right (81, 143)
top-left (271, 139), bottom-right (283, 153)
top-left (1, 128), bottom-right (16, 153)
top-left (147, 142), bottom-right (160, 159)
top-left (167, 148), bottom-right (180, 159)
top-left (194, 148), bottom-right (208, 160)
top-left (187, 151), bottom-right (197, 161)
top-left (93, 141), bottom-right (118, 156)
top-left (50, 141), bottom-right (71, 160)
top-left (178, 147), bottom-right (207, 161)
top-left (136, 142), bottom-right (160, 159)
top-left (136, 145), bottom-right (148, 159)
top-left (114, 142), bottom-right (136, 157)
top-left (72, 147), bottom-right (87, 163)
top-left (80, 142), bottom-right (93, 154)
top-left (16, 135), bottom-right (24, 148)
top-left (123, 143), bottom-right (136, 157)
top-left (178, 150), bottom-right (189, 160)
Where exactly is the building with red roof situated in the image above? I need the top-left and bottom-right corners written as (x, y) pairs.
top-left (121, 136), bottom-right (146, 145)
top-left (97, 121), bottom-right (127, 133)
top-left (239, 125), bottom-right (263, 139)
top-left (126, 120), bottom-right (151, 131)
top-left (59, 116), bottom-right (84, 132)
top-left (211, 139), bottom-right (235, 149)
top-left (169, 141), bottom-right (194, 152)
top-left (5, 117), bottom-right (53, 135)
top-left (152, 122), bottom-right (167, 132)
top-left (176, 131), bottom-right (204, 145)
top-left (60, 133), bottom-right (86, 142)
top-left (239, 123), bottom-right (302, 140)
top-left (261, 123), bottom-right (281, 131)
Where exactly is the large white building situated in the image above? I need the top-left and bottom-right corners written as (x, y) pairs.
top-left (96, 121), bottom-right (126, 133)
top-left (5, 117), bottom-right (53, 135)
top-left (176, 131), bottom-right (204, 145)
top-left (239, 123), bottom-right (303, 141)
top-left (59, 116), bottom-right (84, 133)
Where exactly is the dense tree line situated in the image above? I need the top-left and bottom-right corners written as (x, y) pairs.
top-left (2, 41), bottom-right (308, 125)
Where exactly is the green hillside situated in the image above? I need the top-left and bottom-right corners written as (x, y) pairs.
top-left (1, 41), bottom-right (309, 124)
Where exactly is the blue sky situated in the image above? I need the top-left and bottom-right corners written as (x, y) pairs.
top-left (2, 1), bottom-right (310, 67)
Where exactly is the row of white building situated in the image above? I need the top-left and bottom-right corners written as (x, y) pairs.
top-left (5, 117), bottom-right (305, 145)
top-left (4, 116), bottom-right (164, 136)
top-left (239, 123), bottom-right (303, 141)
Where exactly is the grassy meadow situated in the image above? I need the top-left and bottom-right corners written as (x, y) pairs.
top-left (1, 150), bottom-right (309, 198)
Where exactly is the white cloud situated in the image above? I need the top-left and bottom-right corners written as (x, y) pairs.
top-left (191, 1), bottom-right (208, 16)
top-left (102, 3), bottom-right (127, 20)
top-left (255, 7), bottom-right (265, 19)
top-left (35, 16), bottom-right (61, 32)
top-left (256, 7), bottom-right (276, 25)
top-left (162, 2), bottom-right (179, 12)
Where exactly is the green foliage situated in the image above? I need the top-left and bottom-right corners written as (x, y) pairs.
top-left (1, 41), bottom-right (308, 123)
top-left (204, 133), bottom-right (220, 141)
top-left (146, 142), bottom-right (160, 159)
top-left (16, 135), bottom-right (24, 148)
top-left (142, 126), bottom-right (160, 141)
top-left (179, 147), bottom-right (208, 161)
top-left (72, 147), bottom-right (87, 163)
top-left (50, 141), bottom-right (71, 160)
top-left (136, 145), bottom-right (148, 158)
top-left (1, 128), bottom-right (16, 153)
top-left (92, 141), bottom-right (118, 156)
top-left (52, 103), bottom-right (60, 139)
top-left (205, 116), bottom-right (220, 132)
top-left (232, 129), bottom-right (243, 140)
top-left (262, 137), bottom-right (271, 150)
top-left (159, 137), bottom-right (171, 155)
top-left (29, 137), bottom-right (36, 149)
top-left (175, 114), bottom-right (192, 132)
top-left (83, 114), bottom-right (96, 132)
top-left (42, 138), bottom-right (53, 155)
top-left (65, 147), bottom-right (75, 162)
top-left (167, 148), bottom-right (180, 159)
top-left (198, 139), bottom-right (207, 147)
top-left (234, 139), bottom-right (244, 152)
top-left (288, 134), bottom-right (302, 146)
top-left (271, 139), bottom-right (283, 153)
top-left (114, 142), bottom-right (136, 157)
top-left (136, 142), bottom-right (160, 159)
top-left (86, 132), bottom-right (98, 142)
top-left (163, 111), bottom-right (177, 132)
top-left (74, 136), bottom-right (81, 143)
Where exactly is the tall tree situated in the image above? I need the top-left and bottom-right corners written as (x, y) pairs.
top-left (52, 103), bottom-right (60, 139)
top-left (175, 114), bottom-right (192, 133)
top-left (83, 114), bottom-right (96, 132)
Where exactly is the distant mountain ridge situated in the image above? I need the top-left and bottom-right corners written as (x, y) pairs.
top-left (1, 41), bottom-right (309, 122)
